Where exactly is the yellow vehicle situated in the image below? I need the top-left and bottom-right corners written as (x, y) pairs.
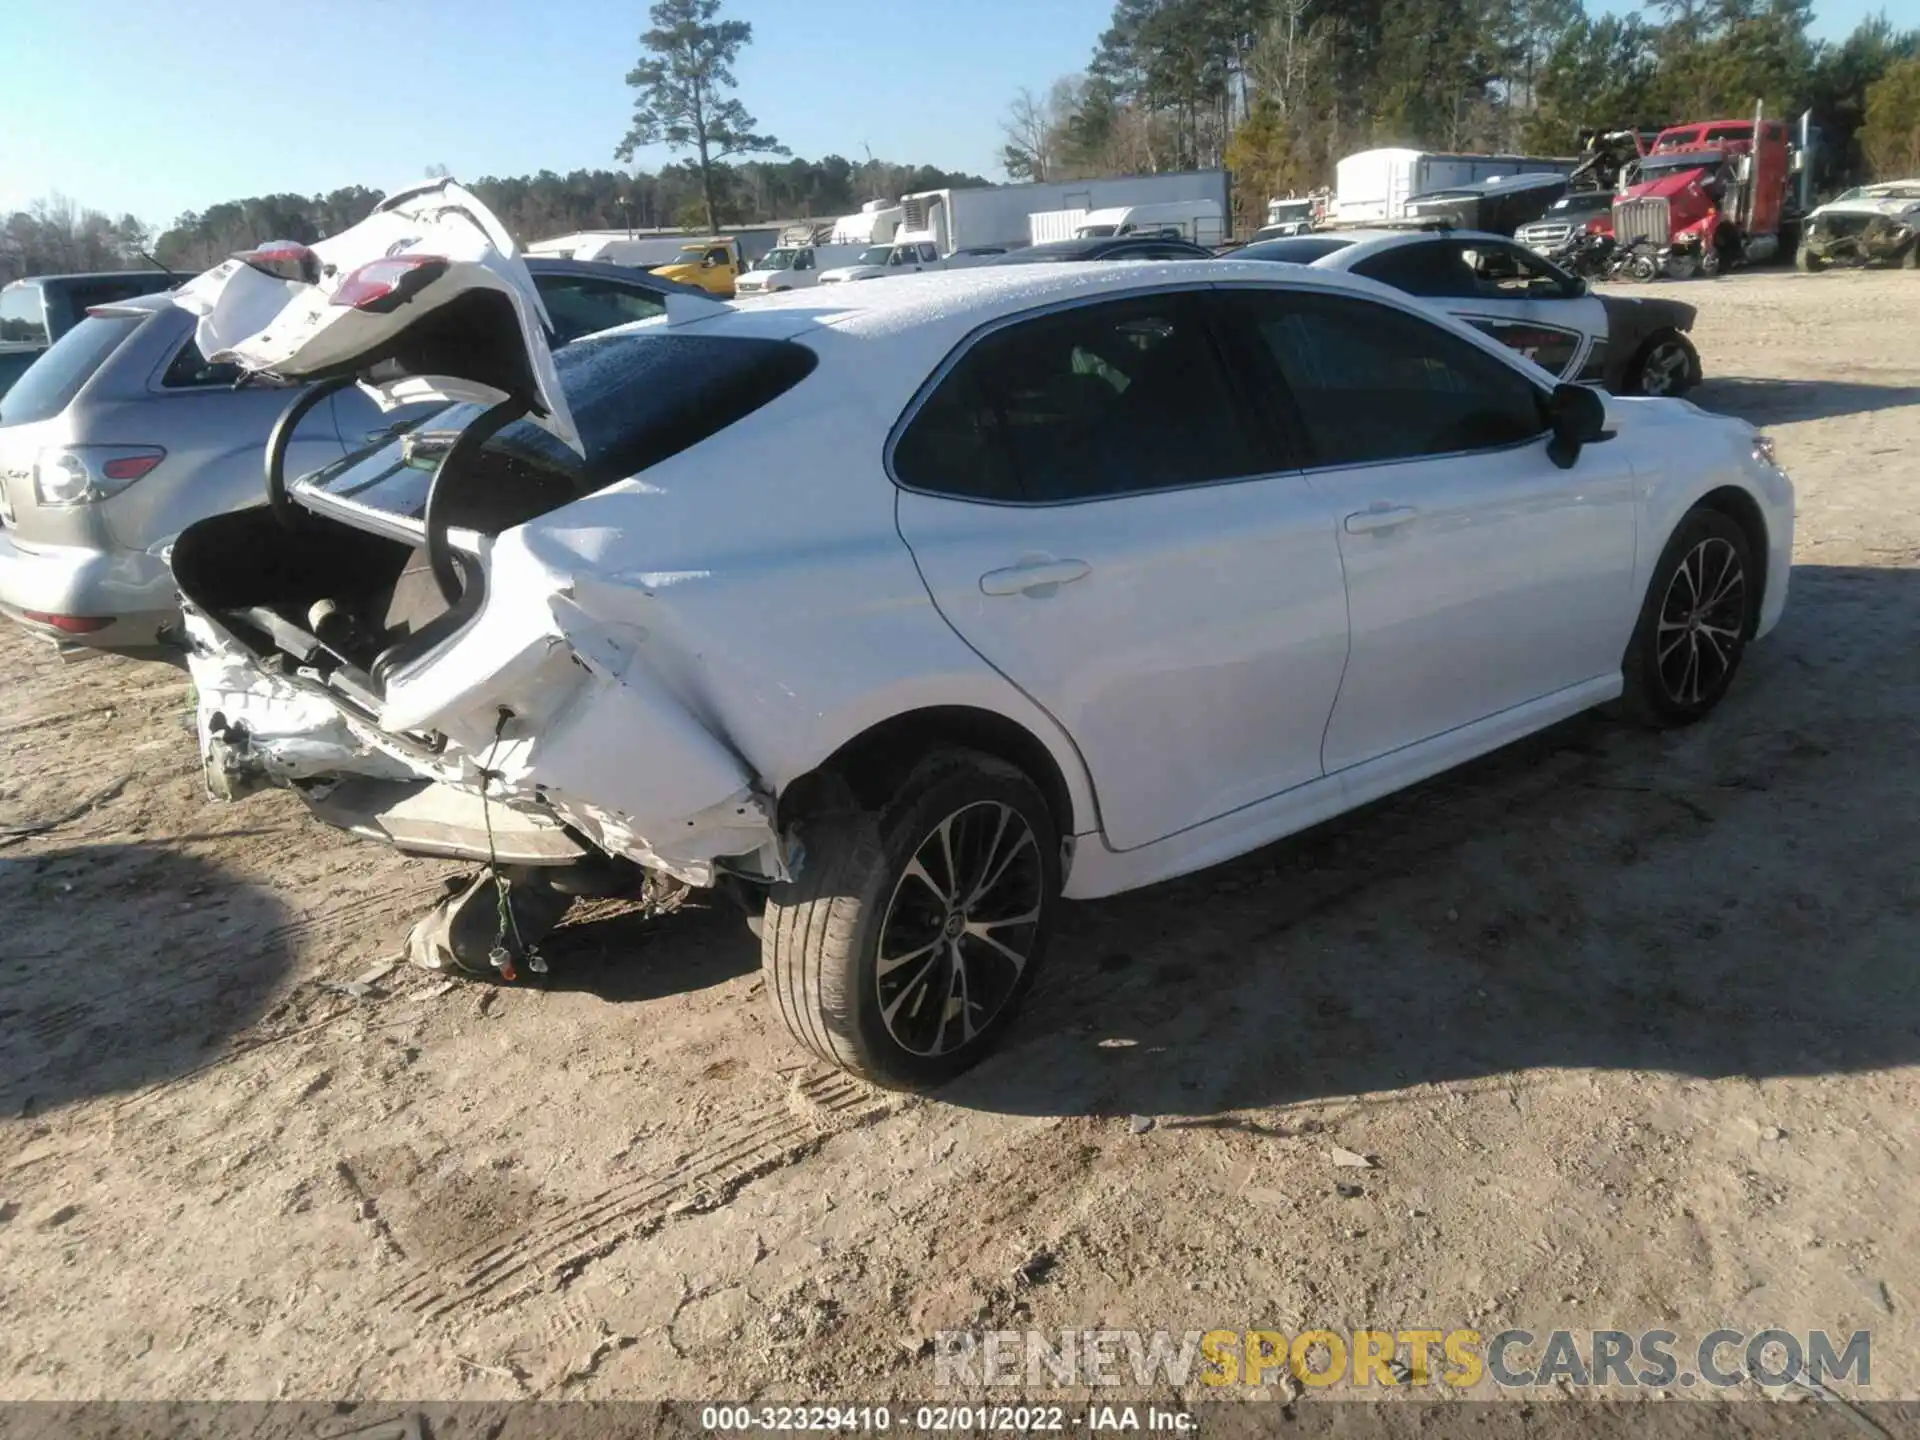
top-left (648, 237), bottom-right (745, 297)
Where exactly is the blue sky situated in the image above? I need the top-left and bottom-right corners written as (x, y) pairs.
top-left (0, 0), bottom-right (1887, 228)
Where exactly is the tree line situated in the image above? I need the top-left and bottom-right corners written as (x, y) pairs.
top-left (1003, 0), bottom-right (1920, 228)
top-left (0, 156), bottom-right (988, 286)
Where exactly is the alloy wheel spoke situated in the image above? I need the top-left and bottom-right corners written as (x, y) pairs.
top-left (939, 940), bottom-right (976, 1050)
top-left (877, 935), bottom-right (943, 979)
top-left (969, 825), bottom-right (1037, 910)
top-left (881, 948), bottom-right (944, 1026)
top-left (962, 919), bottom-right (1036, 976)
top-left (963, 805), bottom-right (1012, 906)
top-left (1682, 638), bottom-right (1703, 703)
top-left (900, 856), bottom-right (954, 909)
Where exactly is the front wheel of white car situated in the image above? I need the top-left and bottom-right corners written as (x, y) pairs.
top-left (1618, 507), bottom-right (1755, 727)
top-left (762, 750), bottom-right (1061, 1089)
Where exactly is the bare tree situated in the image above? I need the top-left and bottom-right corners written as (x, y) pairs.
top-left (1001, 86), bottom-right (1058, 181)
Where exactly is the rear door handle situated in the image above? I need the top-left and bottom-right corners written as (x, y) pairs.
top-left (1343, 505), bottom-right (1420, 535)
top-left (979, 558), bottom-right (1092, 597)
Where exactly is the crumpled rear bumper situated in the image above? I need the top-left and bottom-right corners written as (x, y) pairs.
top-left (181, 548), bottom-right (786, 887)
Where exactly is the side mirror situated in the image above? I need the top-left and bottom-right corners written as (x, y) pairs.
top-left (1546, 383), bottom-right (1608, 469)
top-left (1563, 276), bottom-right (1590, 299)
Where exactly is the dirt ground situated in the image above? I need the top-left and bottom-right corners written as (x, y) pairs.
top-left (2, 267), bottom-right (1917, 1409)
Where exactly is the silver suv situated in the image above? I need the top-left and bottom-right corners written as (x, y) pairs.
top-left (0, 259), bottom-right (681, 657)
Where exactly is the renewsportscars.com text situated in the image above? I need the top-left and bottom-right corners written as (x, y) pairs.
top-left (932, 1328), bottom-right (1870, 1391)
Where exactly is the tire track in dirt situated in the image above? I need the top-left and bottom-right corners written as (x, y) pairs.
top-left (379, 1067), bottom-right (903, 1324)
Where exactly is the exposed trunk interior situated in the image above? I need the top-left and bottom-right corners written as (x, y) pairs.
top-left (172, 506), bottom-right (479, 715)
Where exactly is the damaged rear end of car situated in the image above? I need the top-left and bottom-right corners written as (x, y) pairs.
top-left (168, 180), bottom-right (815, 972)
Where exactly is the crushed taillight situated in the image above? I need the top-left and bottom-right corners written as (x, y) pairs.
top-left (237, 240), bottom-right (321, 285)
top-left (22, 611), bottom-right (114, 634)
top-left (101, 453), bottom-right (164, 481)
top-left (330, 255), bottom-right (449, 313)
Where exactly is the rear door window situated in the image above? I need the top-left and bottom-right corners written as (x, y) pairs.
top-left (0, 312), bottom-right (144, 425)
top-left (892, 292), bottom-right (1263, 504)
top-left (162, 337), bottom-right (243, 389)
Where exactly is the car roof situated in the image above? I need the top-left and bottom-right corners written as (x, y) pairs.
top-left (667, 258), bottom-right (1450, 338)
top-left (994, 236), bottom-right (1210, 262)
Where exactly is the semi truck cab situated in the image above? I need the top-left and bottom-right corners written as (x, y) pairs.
top-left (1598, 116), bottom-right (1792, 276)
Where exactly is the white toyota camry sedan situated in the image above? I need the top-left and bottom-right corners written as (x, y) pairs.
top-left (166, 182), bottom-right (1794, 1088)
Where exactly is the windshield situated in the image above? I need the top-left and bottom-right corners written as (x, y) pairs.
top-left (857, 246), bottom-right (891, 265)
top-left (756, 249), bottom-right (798, 270)
top-left (1271, 203), bottom-right (1313, 220)
top-left (1550, 192), bottom-right (1612, 213)
top-left (0, 312), bottom-right (142, 426)
top-left (1839, 184), bottom-right (1920, 202)
top-left (1078, 224), bottom-right (1118, 237)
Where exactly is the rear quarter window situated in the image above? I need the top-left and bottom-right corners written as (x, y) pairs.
top-left (0, 313), bottom-right (144, 426)
top-left (304, 330), bottom-right (819, 524)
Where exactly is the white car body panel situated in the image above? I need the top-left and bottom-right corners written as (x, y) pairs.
top-left (1311, 430), bottom-right (1638, 771)
top-left (167, 197), bottom-right (1793, 903)
top-left (896, 475), bottom-right (1350, 851)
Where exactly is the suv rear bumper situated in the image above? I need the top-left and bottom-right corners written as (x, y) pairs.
top-left (0, 527), bottom-right (175, 651)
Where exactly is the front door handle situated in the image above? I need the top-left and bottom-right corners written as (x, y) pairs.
top-left (1344, 504), bottom-right (1420, 535)
top-left (979, 558), bottom-right (1092, 597)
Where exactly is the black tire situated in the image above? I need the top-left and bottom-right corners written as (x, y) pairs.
top-left (1623, 330), bottom-right (1700, 397)
top-left (1618, 508), bottom-right (1756, 728)
top-left (1796, 243), bottom-right (1825, 273)
top-left (762, 749), bottom-right (1061, 1089)
top-left (1901, 243), bottom-right (1919, 271)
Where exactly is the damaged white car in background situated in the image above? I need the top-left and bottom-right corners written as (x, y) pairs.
top-left (168, 179), bottom-right (1793, 1089)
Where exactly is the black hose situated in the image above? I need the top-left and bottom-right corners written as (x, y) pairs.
top-left (422, 396), bottom-right (531, 605)
top-left (264, 375), bottom-right (356, 531)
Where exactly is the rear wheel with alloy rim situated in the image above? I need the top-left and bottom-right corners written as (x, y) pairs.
top-left (762, 749), bottom-right (1060, 1088)
top-left (1618, 508), bottom-right (1755, 727)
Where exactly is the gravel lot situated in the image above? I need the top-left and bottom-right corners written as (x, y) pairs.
top-left (1, 266), bottom-right (1916, 1408)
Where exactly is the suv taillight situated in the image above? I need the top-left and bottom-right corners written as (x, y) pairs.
top-left (330, 255), bottom-right (449, 313)
top-left (32, 446), bottom-right (166, 507)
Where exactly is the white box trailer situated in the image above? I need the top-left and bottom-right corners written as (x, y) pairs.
top-left (901, 170), bottom-right (1230, 255)
top-left (1333, 148), bottom-right (1578, 222)
top-left (1026, 198), bottom-right (1226, 246)
top-left (1027, 208), bottom-right (1089, 244)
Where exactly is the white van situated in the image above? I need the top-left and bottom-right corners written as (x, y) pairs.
top-left (733, 243), bottom-right (868, 295)
top-left (1074, 199), bottom-right (1226, 246)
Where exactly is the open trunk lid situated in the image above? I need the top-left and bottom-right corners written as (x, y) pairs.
top-left (170, 178), bottom-right (581, 454)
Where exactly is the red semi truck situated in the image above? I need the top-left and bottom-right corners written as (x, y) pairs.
top-left (1594, 111), bottom-right (1795, 278)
